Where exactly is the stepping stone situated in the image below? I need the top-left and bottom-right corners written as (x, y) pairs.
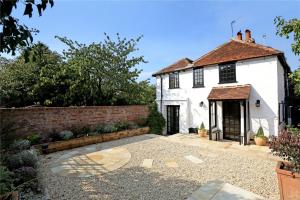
top-left (165, 160), bottom-right (179, 168)
top-left (141, 159), bottom-right (153, 168)
top-left (58, 151), bottom-right (79, 160)
top-left (185, 155), bottom-right (203, 164)
top-left (188, 180), bottom-right (264, 200)
top-left (85, 146), bottom-right (96, 152)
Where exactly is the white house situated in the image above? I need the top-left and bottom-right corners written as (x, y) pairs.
top-left (153, 30), bottom-right (290, 144)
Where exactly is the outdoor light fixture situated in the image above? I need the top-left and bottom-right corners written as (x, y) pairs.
top-left (255, 100), bottom-right (260, 107)
top-left (199, 101), bottom-right (204, 107)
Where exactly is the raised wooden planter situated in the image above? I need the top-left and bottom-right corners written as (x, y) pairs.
top-left (276, 161), bottom-right (300, 200)
top-left (34, 127), bottom-right (150, 154)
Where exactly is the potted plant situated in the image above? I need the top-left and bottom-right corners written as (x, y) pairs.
top-left (254, 126), bottom-right (267, 146)
top-left (198, 122), bottom-right (207, 137)
top-left (269, 129), bottom-right (300, 200)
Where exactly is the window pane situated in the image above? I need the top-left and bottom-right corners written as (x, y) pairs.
top-left (219, 63), bottom-right (236, 83)
top-left (193, 68), bottom-right (204, 87)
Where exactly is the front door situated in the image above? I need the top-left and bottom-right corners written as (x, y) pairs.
top-left (223, 101), bottom-right (240, 141)
top-left (167, 105), bottom-right (180, 134)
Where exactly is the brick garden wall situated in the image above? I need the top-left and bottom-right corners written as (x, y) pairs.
top-left (0, 105), bottom-right (149, 137)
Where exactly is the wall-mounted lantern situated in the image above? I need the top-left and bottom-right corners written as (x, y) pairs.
top-left (255, 100), bottom-right (260, 107)
top-left (199, 101), bottom-right (204, 107)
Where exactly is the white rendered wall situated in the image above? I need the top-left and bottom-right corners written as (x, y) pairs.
top-left (156, 56), bottom-right (284, 137)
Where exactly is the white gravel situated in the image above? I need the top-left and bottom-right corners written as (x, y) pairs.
top-left (39, 134), bottom-right (279, 200)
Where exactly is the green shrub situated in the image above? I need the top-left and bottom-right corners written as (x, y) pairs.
top-left (115, 121), bottom-right (130, 131)
top-left (8, 149), bottom-right (39, 169)
top-left (256, 126), bottom-right (266, 138)
top-left (58, 131), bottom-right (73, 140)
top-left (26, 133), bottom-right (41, 145)
top-left (9, 139), bottom-right (31, 152)
top-left (136, 118), bottom-right (147, 127)
top-left (102, 124), bottom-right (118, 133)
top-left (128, 121), bottom-right (138, 130)
top-left (146, 103), bottom-right (166, 134)
top-left (0, 166), bottom-right (13, 195)
top-left (95, 124), bottom-right (105, 134)
top-left (199, 122), bottom-right (205, 131)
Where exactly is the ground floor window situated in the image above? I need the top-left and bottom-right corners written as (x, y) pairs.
top-left (211, 101), bottom-right (217, 128)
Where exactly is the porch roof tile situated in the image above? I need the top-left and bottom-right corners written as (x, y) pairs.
top-left (207, 84), bottom-right (251, 100)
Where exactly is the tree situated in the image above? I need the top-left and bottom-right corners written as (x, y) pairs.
top-left (0, 34), bottom-right (153, 107)
top-left (55, 34), bottom-right (147, 106)
top-left (275, 17), bottom-right (300, 95)
top-left (0, 42), bottom-right (62, 107)
top-left (0, 0), bottom-right (54, 55)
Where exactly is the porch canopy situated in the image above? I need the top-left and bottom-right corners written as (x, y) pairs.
top-left (207, 84), bottom-right (251, 145)
top-left (207, 84), bottom-right (251, 101)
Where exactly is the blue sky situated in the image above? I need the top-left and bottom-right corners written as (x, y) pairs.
top-left (4, 0), bottom-right (300, 83)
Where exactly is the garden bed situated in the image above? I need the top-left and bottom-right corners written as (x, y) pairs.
top-left (34, 127), bottom-right (150, 154)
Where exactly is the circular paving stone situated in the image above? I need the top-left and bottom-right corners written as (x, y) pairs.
top-left (50, 147), bottom-right (131, 177)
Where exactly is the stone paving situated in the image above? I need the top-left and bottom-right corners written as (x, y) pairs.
top-left (50, 147), bottom-right (131, 177)
top-left (188, 180), bottom-right (264, 200)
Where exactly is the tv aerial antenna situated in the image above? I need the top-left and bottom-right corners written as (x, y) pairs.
top-left (231, 20), bottom-right (236, 37)
top-left (262, 33), bottom-right (267, 44)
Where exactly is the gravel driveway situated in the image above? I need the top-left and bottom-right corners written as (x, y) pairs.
top-left (39, 134), bottom-right (279, 200)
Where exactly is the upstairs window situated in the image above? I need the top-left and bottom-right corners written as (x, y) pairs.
top-left (169, 72), bottom-right (179, 89)
top-left (193, 68), bottom-right (204, 87)
top-left (219, 63), bottom-right (236, 84)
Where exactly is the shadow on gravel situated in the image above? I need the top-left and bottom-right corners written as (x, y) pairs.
top-left (55, 166), bottom-right (201, 200)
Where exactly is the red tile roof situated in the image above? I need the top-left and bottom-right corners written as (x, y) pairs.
top-left (152, 58), bottom-right (193, 76)
top-left (207, 84), bottom-right (251, 100)
top-left (194, 39), bottom-right (283, 67)
top-left (153, 39), bottom-right (289, 76)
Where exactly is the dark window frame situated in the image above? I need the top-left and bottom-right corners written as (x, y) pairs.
top-left (169, 72), bottom-right (179, 89)
top-left (219, 63), bottom-right (236, 84)
top-left (193, 67), bottom-right (204, 88)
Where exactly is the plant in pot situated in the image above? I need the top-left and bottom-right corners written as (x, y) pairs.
top-left (269, 129), bottom-right (300, 200)
top-left (254, 126), bottom-right (267, 146)
top-left (198, 122), bottom-right (207, 137)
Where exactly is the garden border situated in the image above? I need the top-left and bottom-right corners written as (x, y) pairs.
top-left (33, 127), bottom-right (150, 154)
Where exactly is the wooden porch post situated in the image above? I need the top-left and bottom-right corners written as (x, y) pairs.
top-left (209, 100), bottom-right (212, 140)
top-left (243, 100), bottom-right (247, 145)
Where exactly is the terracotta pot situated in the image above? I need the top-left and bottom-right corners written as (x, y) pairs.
top-left (276, 161), bottom-right (300, 200)
top-left (198, 129), bottom-right (207, 137)
top-left (254, 136), bottom-right (267, 146)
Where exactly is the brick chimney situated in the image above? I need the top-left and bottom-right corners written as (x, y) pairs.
top-left (236, 31), bottom-right (242, 40)
top-left (245, 29), bottom-right (251, 42)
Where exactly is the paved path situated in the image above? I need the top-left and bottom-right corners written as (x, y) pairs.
top-left (50, 147), bottom-right (131, 177)
top-left (188, 180), bottom-right (264, 200)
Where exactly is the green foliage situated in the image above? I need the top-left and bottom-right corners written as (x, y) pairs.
top-left (0, 166), bottom-right (13, 195)
top-left (0, 34), bottom-right (153, 107)
top-left (102, 124), bottom-right (118, 133)
top-left (289, 69), bottom-right (300, 96)
top-left (275, 16), bottom-right (300, 96)
top-left (275, 16), bottom-right (300, 56)
top-left (58, 131), bottom-right (73, 140)
top-left (1, 0), bottom-right (54, 55)
top-left (8, 149), bottom-right (39, 170)
top-left (255, 126), bottom-right (265, 138)
top-left (199, 122), bottom-right (205, 131)
top-left (26, 133), bottom-right (41, 145)
top-left (9, 139), bottom-right (31, 152)
top-left (146, 103), bottom-right (166, 134)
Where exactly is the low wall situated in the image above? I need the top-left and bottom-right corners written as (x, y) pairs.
top-left (0, 105), bottom-right (149, 137)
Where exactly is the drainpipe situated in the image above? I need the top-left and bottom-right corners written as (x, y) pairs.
top-left (160, 75), bottom-right (163, 113)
